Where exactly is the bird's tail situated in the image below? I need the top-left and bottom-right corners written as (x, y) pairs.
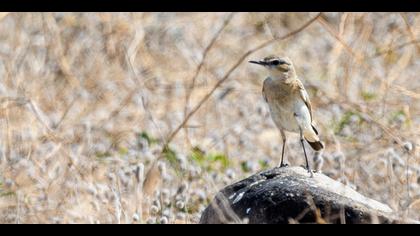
top-left (303, 125), bottom-right (324, 151)
top-left (306, 139), bottom-right (324, 151)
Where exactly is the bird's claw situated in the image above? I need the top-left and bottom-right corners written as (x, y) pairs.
top-left (307, 169), bottom-right (314, 178)
top-left (279, 163), bottom-right (289, 168)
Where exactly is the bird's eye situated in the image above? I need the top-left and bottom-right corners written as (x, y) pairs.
top-left (272, 60), bottom-right (280, 66)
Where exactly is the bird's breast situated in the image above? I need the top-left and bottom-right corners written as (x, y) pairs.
top-left (266, 97), bottom-right (301, 133)
top-left (262, 79), bottom-right (307, 133)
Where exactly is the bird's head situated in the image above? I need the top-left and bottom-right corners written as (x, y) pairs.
top-left (249, 56), bottom-right (295, 79)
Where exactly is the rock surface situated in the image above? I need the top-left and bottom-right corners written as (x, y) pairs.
top-left (200, 167), bottom-right (397, 224)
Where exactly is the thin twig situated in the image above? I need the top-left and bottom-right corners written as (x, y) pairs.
top-left (400, 13), bottom-right (417, 214)
top-left (41, 13), bottom-right (81, 89)
top-left (400, 13), bottom-right (420, 52)
top-left (184, 13), bottom-right (236, 115)
top-left (183, 13), bottom-right (236, 144)
top-left (317, 16), bottom-right (420, 100)
top-left (54, 94), bottom-right (80, 129)
top-left (372, 39), bottom-right (420, 57)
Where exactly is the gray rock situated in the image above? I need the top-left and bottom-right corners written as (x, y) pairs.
top-left (200, 167), bottom-right (400, 224)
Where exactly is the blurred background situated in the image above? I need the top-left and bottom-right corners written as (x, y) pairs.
top-left (0, 12), bottom-right (418, 223)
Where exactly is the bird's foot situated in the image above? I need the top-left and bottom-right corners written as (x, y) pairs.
top-left (300, 165), bottom-right (314, 177)
top-left (307, 167), bottom-right (314, 178)
top-left (278, 163), bottom-right (289, 168)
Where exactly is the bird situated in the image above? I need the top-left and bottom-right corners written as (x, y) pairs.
top-left (249, 56), bottom-right (324, 175)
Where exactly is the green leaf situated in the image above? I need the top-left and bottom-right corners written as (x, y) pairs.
top-left (241, 161), bottom-right (251, 173)
top-left (190, 146), bottom-right (230, 171)
top-left (95, 151), bottom-right (112, 159)
top-left (361, 91), bottom-right (377, 101)
top-left (191, 146), bottom-right (205, 165)
top-left (210, 154), bottom-right (230, 170)
top-left (138, 131), bottom-right (158, 146)
top-left (258, 160), bottom-right (269, 169)
top-left (0, 191), bottom-right (15, 197)
top-left (118, 146), bottom-right (129, 155)
top-left (391, 110), bottom-right (405, 120)
top-left (0, 181), bottom-right (15, 198)
top-left (163, 145), bottom-right (181, 171)
top-left (334, 111), bottom-right (359, 134)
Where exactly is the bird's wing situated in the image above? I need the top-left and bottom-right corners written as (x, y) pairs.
top-left (262, 77), bottom-right (270, 103)
top-left (296, 79), bottom-right (320, 135)
top-left (296, 80), bottom-right (313, 122)
top-left (262, 85), bottom-right (267, 102)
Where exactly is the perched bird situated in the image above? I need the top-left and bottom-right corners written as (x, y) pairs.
top-left (249, 56), bottom-right (324, 174)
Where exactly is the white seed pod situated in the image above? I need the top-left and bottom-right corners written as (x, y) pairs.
top-left (158, 216), bottom-right (168, 224)
top-left (106, 173), bottom-right (116, 183)
top-left (177, 154), bottom-right (188, 171)
top-left (386, 148), bottom-right (404, 166)
top-left (50, 217), bottom-right (61, 224)
top-left (143, 150), bottom-right (155, 162)
top-left (176, 212), bottom-right (186, 221)
top-left (349, 114), bottom-right (360, 124)
top-left (86, 185), bottom-right (97, 196)
top-left (4, 179), bottom-right (14, 189)
top-left (175, 200), bottom-right (185, 209)
top-left (157, 161), bottom-right (166, 175)
top-left (195, 189), bottom-right (207, 202)
top-left (403, 142), bottom-right (413, 153)
top-left (176, 182), bottom-right (189, 195)
top-left (162, 198), bottom-right (171, 207)
top-left (150, 204), bottom-right (160, 215)
top-left (175, 194), bottom-right (185, 201)
top-left (132, 213), bottom-right (140, 222)
top-left (395, 113), bottom-right (406, 124)
top-left (135, 163), bottom-right (144, 183)
top-left (160, 188), bottom-right (170, 199)
top-left (341, 126), bottom-right (353, 137)
top-left (119, 175), bottom-right (130, 187)
top-left (152, 198), bottom-right (161, 207)
top-left (162, 209), bottom-right (171, 219)
top-left (162, 173), bottom-right (173, 182)
top-left (91, 201), bottom-right (100, 212)
top-left (226, 169), bottom-right (236, 179)
top-left (146, 217), bottom-right (156, 224)
top-left (332, 152), bottom-right (345, 162)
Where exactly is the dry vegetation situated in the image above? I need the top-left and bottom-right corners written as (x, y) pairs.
top-left (0, 12), bottom-right (419, 224)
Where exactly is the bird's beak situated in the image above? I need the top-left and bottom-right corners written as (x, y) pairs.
top-left (249, 60), bottom-right (267, 66)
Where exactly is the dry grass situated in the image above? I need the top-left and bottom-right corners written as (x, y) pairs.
top-left (0, 12), bottom-right (419, 224)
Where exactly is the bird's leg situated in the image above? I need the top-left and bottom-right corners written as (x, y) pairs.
top-left (299, 128), bottom-right (313, 177)
top-left (278, 130), bottom-right (288, 168)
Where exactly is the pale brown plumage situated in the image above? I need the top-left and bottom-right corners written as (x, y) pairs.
top-left (250, 56), bottom-right (324, 173)
top-left (263, 76), bottom-right (323, 151)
